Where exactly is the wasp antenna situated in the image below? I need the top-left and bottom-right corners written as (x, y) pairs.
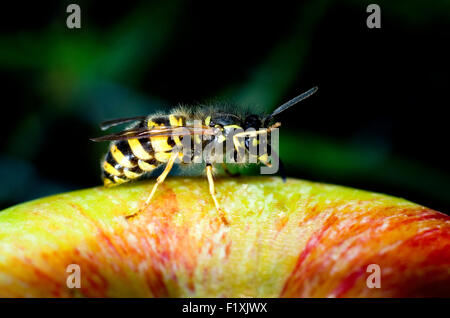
top-left (264, 86), bottom-right (318, 125)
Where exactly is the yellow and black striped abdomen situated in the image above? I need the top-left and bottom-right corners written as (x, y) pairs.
top-left (101, 138), bottom-right (159, 186)
top-left (101, 114), bottom-right (186, 186)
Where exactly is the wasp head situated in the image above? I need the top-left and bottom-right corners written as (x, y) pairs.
top-left (243, 114), bottom-right (263, 130)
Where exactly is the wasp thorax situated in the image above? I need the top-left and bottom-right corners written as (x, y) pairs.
top-left (209, 113), bottom-right (241, 127)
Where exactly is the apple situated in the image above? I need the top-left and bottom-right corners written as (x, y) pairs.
top-left (0, 177), bottom-right (448, 297)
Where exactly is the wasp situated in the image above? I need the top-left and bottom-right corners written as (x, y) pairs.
top-left (91, 87), bottom-right (317, 224)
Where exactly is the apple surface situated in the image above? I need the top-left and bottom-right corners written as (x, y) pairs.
top-left (0, 177), bottom-right (449, 297)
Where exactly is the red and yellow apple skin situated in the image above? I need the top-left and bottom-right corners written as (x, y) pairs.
top-left (0, 177), bottom-right (449, 297)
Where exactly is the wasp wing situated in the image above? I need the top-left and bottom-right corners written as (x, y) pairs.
top-left (90, 125), bottom-right (219, 142)
top-left (99, 116), bottom-right (148, 131)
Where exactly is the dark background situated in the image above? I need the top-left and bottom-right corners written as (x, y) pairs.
top-left (0, 0), bottom-right (449, 213)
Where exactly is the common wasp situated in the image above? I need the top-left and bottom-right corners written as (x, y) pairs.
top-left (91, 87), bottom-right (318, 224)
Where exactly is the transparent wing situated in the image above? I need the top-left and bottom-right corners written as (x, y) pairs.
top-left (99, 116), bottom-right (147, 131)
top-left (90, 125), bottom-right (218, 142)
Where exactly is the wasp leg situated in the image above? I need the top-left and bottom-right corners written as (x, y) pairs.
top-left (206, 164), bottom-right (229, 225)
top-left (221, 163), bottom-right (240, 177)
top-left (125, 151), bottom-right (179, 220)
top-left (267, 144), bottom-right (286, 182)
